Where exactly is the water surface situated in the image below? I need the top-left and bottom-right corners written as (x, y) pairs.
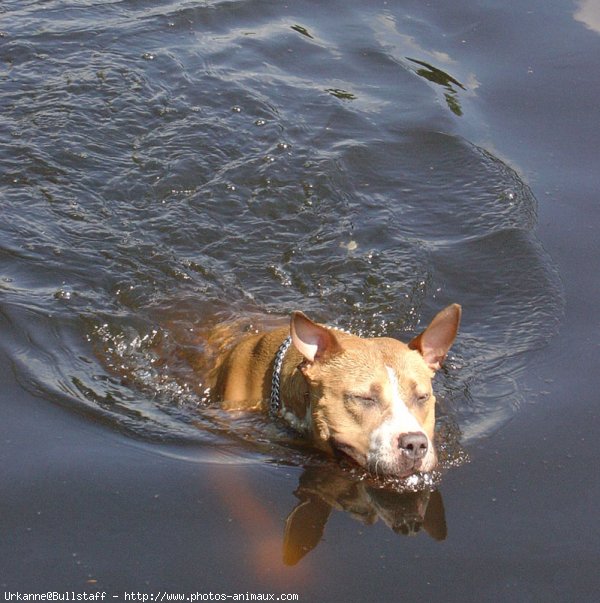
top-left (1, 0), bottom-right (597, 599)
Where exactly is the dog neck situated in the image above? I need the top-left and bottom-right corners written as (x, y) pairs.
top-left (271, 324), bottom-right (353, 418)
top-left (272, 325), bottom-right (353, 446)
top-left (270, 338), bottom-right (317, 437)
top-left (270, 335), bottom-right (292, 416)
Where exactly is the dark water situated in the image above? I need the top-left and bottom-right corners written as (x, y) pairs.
top-left (1, 0), bottom-right (598, 600)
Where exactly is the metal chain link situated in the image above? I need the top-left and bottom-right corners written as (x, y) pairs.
top-left (269, 335), bottom-right (292, 417)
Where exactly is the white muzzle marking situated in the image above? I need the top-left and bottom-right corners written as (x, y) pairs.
top-left (366, 366), bottom-right (436, 477)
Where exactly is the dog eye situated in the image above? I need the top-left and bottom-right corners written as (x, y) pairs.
top-left (351, 394), bottom-right (378, 407)
top-left (416, 392), bottom-right (431, 405)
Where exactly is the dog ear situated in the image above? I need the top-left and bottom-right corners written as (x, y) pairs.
top-left (283, 494), bottom-right (332, 565)
top-left (423, 489), bottom-right (447, 541)
top-left (409, 304), bottom-right (461, 371)
top-left (290, 312), bottom-right (341, 363)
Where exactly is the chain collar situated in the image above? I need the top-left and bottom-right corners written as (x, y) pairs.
top-left (269, 335), bottom-right (292, 417)
top-left (269, 324), bottom-right (352, 417)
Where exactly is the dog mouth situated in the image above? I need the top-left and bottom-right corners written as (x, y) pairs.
top-left (373, 460), bottom-right (423, 480)
top-left (330, 438), bottom-right (427, 479)
top-left (330, 438), bottom-right (367, 468)
top-left (370, 446), bottom-right (436, 479)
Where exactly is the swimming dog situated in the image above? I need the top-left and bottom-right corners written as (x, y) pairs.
top-left (209, 304), bottom-right (461, 478)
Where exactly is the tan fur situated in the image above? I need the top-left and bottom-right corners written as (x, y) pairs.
top-left (208, 304), bottom-right (461, 477)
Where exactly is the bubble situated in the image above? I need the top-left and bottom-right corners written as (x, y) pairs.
top-left (340, 240), bottom-right (358, 252)
top-left (54, 288), bottom-right (73, 301)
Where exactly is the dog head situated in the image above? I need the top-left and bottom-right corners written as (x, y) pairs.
top-left (290, 304), bottom-right (461, 478)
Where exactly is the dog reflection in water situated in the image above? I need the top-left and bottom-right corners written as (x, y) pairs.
top-left (211, 462), bottom-right (447, 570)
top-left (282, 464), bottom-right (446, 565)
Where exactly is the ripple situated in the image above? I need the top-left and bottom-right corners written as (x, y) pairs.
top-left (0, 0), bottom-right (563, 469)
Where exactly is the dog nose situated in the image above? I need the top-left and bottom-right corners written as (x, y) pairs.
top-left (398, 432), bottom-right (428, 460)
